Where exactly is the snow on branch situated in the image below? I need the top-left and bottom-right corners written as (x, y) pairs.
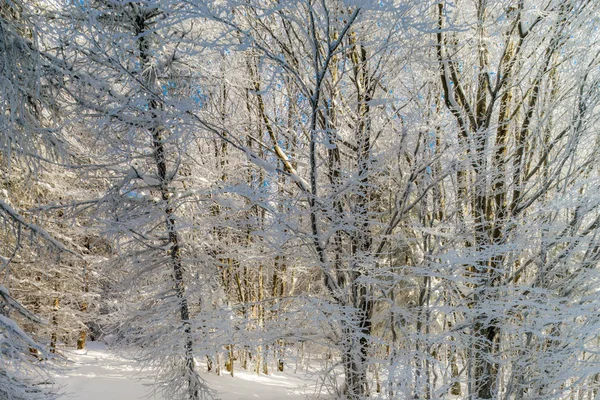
top-left (0, 285), bottom-right (46, 325)
top-left (0, 200), bottom-right (81, 259)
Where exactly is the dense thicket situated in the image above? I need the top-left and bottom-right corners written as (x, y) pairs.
top-left (1, 0), bottom-right (600, 399)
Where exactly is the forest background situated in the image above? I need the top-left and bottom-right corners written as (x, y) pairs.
top-left (1, 0), bottom-right (600, 399)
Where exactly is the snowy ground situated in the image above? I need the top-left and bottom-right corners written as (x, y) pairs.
top-left (54, 342), bottom-right (318, 400)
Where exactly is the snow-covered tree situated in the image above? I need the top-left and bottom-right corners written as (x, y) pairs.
top-left (55, 1), bottom-right (226, 398)
top-left (34, 0), bottom-right (600, 399)
top-left (429, 1), bottom-right (600, 398)
top-left (0, 0), bottom-right (89, 397)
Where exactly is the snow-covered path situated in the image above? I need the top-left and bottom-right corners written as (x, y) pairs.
top-left (54, 343), bottom-right (314, 400)
top-left (54, 343), bottom-right (155, 400)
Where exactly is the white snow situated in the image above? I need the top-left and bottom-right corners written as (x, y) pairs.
top-left (55, 342), bottom-right (314, 400)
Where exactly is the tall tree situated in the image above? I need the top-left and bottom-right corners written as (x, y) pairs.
top-left (57, 1), bottom-right (217, 398)
top-left (196, 0), bottom-right (438, 397)
top-left (41, 0), bottom-right (600, 399)
top-left (434, 0), bottom-right (600, 397)
top-left (0, 0), bottom-right (84, 397)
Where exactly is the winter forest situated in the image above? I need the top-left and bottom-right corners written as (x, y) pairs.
top-left (2, 0), bottom-right (600, 399)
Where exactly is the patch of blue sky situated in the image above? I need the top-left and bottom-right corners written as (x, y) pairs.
top-left (428, 132), bottom-right (436, 151)
top-left (390, 111), bottom-right (404, 121)
top-left (277, 137), bottom-right (287, 149)
top-left (296, 93), bottom-right (307, 105)
top-left (191, 86), bottom-right (206, 107)
top-left (121, 182), bottom-right (144, 199)
top-left (65, 0), bottom-right (86, 7)
top-left (124, 190), bottom-right (144, 199)
top-left (161, 81), bottom-right (176, 98)
top-left (249, 171), bottom-right (273, 191)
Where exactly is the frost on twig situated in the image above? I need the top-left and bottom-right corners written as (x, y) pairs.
top-left (0, 200), bottom-right (81, 258)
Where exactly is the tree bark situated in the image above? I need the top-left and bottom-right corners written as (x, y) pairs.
top-left (135, 10), bottom-right (199, 400)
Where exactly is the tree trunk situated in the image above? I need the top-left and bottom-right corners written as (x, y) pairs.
top-left (77, 269), bottom-right (89, 350)
top-left (136, 12), bottom-right (200, 400)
